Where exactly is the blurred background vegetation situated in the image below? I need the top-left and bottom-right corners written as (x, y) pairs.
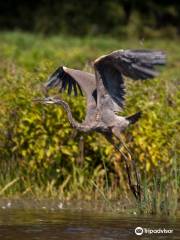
top-left (0, 0), bottom-right (180, 37)
top-left (0, 0), bottom-right (179, 214)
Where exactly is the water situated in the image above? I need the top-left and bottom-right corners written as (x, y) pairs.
top-left (0, 201), bottom-right (179, 240)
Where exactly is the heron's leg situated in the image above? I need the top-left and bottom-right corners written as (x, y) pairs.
top-left (103, 132), bottom-right (139, 200)
top-left (111, 127), bottom-right (141, 202)
top-left (103, 132), bottom-right (122, 151)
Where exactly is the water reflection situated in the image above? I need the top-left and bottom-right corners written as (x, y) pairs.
top-left (0, 201), bottom-right (179, 240)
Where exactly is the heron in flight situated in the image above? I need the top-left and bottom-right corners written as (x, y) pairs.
top-left (38, 49), bottom-right (166, 200)
top-left (41, 50), bottom-right (165, 138)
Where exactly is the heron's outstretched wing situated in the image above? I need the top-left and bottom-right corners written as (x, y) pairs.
top-left (44, 66), bottom-right (97, 122)
top-left (45, 66), bottom-right (96, 99)
top-left (94, 49), bottom-right (166, 110)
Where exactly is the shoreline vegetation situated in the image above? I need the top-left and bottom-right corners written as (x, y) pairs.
top-left (0, 32), bottom-right (179, 216)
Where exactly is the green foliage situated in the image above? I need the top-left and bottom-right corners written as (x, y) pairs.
top-left (139, 157), bottom-right (179, 215)
top-left (0, 32), bottom-right (179, 214)
top-left (0, 1), bottom-right (180, 37)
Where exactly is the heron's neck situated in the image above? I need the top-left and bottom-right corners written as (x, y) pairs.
top-left (55, 100), bottom-right (91, 132)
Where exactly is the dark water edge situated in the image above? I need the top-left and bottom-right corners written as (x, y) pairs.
top-left (0, 199), bottom-right (179, 240)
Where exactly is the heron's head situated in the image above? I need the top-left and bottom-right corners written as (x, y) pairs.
top-left (34, 96), bottom-right (61, 104)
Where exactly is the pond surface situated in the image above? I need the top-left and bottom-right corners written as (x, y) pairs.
top-left (0, 200), bottom-right (179, 240)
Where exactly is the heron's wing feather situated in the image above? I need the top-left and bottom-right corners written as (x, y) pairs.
top-left (95, 64), bottom-right (125, 112)
top-left (45, 67), bottom-right (96, 99)
top-left (107, 49), bottom-right (166, 79)
top-left (94, 49), bottom-right (166, 110)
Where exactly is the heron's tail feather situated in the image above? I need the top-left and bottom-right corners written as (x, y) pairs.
top-left (126, 111), bottom-right (142, 124)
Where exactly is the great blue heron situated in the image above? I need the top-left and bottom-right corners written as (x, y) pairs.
top-left (38, 49), bottom-right (166, 200)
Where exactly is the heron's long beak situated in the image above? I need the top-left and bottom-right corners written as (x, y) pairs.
top-left (33, 97), bottom-right (55, 104)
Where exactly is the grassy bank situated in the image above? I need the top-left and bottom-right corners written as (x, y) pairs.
top-left (0, 32), bottom-right (179, 215)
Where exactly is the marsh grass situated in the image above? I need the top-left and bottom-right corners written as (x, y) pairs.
top-left (137, 157), bottom-right (179, 216)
